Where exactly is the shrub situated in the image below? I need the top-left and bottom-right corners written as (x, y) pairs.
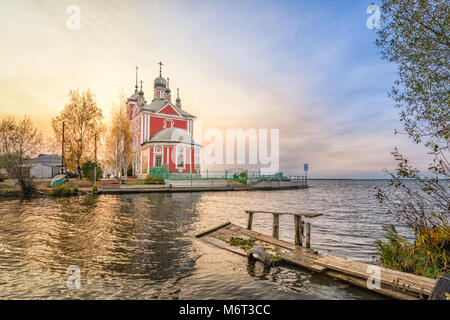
top-left (47, 184), bottom-right (78, 197)
top-left (144, 174), bottom-right (164, 184)
top-left (92, 184), bottom-right (98, 193)
top-left (376, 223), bottom-right (449, 279)
top-left (233, 177), bottom-right (247, 185)
top-left (1, 189), bottom-right (20, 197)
top-left (81, 161), bottom-right (103, 181)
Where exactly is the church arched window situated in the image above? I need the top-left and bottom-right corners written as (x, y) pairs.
top-left (154, 145), bottom-right (163, 167)
top-left (176, 146), bottom-right (184, 168)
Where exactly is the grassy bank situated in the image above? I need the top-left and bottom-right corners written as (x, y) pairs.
top-left (0, 178), bottom-right (95, 198)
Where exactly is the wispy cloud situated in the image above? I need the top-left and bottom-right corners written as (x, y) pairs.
top-left (0, 0), bottom-right (431, 177)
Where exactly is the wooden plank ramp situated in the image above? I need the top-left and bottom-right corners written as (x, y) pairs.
top-left (195, 222), bottom-right (436, 300)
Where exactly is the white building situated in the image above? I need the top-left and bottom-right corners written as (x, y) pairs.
top-left (30, 154), bottom-right (64, 179)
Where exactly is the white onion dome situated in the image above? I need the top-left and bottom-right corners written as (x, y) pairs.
top-left (150, 127), bottom-right (194, 144)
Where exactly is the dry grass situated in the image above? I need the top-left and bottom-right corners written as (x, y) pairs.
top-left (0, 183), bottom-right (14, 189)
top-left (122, 180), bottom-right (145, 186)
top-left (66, 178), bottom-right (94, 188)
top-left (33, 178), bottom-right (93, 191)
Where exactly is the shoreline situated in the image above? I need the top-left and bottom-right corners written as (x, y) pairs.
top-left (0, 183), bottom-right (308, 199)
top-left (101, 184), bottom-right (308, 194)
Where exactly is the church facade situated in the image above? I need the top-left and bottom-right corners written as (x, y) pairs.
top-left (127, 64), bottom-right (201, 177)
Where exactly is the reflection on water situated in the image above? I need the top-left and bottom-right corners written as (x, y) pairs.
top-left (0, 180), bottom-right (397, 299)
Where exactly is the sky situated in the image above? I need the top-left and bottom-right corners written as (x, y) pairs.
top-left (0, 0), bottom-right (432, 178)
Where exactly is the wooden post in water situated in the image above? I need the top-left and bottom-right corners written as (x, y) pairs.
top-left (247, 211), bottom-right (254, 230)
top-left (272, 213), bottom-right (280, 239)
top-left (294, 215), bottom-right (302, 246)
top-left (305, 222), bottom-right (311, 248)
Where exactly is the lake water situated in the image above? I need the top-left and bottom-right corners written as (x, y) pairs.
top-left (0, 180), bottom-right (411, 299)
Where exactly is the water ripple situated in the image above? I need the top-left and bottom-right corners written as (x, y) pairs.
top-left (0, 180), bottom-right (402, 299)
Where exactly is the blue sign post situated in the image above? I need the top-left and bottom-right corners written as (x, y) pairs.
top-left (304, 163), bottom-right (309, 182)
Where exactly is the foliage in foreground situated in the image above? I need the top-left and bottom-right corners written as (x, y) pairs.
top-left (376, 223), bottom-right (449, 279)
top-left (375, 0), bottom-right (449, 278)
top-left (47, 184), bottom-right (78, 197)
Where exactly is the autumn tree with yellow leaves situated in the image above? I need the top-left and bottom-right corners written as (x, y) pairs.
top-left (103, 94), bottom-right (133, 183)
top-left (52, 90), bottom-right (103, 179)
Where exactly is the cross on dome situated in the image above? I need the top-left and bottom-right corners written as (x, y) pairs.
top-left (135, 66), bottom-right (139, 94)
top-left (154, 61), bottom-right (167, 89)
top-left (158, 61), bottom-right (163, 77)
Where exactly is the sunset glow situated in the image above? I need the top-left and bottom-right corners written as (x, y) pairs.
top-left (0, 0), bottom-right (431, 178)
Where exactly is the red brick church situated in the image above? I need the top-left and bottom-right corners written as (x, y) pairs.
top-left (127, 63), bottom-right (201, 177)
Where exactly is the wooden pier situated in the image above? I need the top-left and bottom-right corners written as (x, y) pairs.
top-left (195, 210), bottom-right (437, 300)
top-left (98, 178), bottom-right (307, 194)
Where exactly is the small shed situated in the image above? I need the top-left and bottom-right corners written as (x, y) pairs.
top-left (30, 154), bottom-right (64, 179)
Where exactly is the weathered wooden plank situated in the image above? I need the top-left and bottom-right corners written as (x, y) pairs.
top-left (197, 222), bottom-right (435, 300)
top-left (245, 210), bottom-right (322, 218)
top-left (324, 270), bottom-right (419, 300)
top-left (317, 255), bottom-right (436, 287)
top-left (309, 264), bottom-right (328, 273)
top-left (200, 235), bottom-right (247, 257)
top-left (305, 222), bottom-right (311, 248)
top-left (277, 251), bottom-right (323, 272)
top-left (315, 255), bottom-right (435, 295)
top-left (195, 222), bottom-right (231, 238)
top-left (294, 215), bottom-right (302, 246)
top-left (272, 214), bottom-right (280, 239)
top-left (200, 229), bottom-right (419, 299)
top-left (247, 211), bottom-right (254, 230)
